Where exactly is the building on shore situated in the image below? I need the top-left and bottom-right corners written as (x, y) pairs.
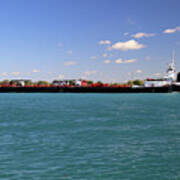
top-left (52, 79), bottom-right (88, 86)
top-left (9, 79), bottom-right (32, 87)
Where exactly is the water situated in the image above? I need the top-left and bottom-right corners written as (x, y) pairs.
top-left (0, 93), bottom-right (180, 180)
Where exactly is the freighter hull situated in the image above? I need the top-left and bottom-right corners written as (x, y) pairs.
top-left (0, 86), bottom-right (172, 93)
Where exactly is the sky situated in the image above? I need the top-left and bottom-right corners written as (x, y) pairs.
top-left (0, 0), bottom-right (180, 82)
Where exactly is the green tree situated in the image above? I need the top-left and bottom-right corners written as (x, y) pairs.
top-left (25, 80), bottom-right (33, 86)
top-left (97, 81), bottom-right (103, 85)
top-left (37, 81), bottom-right (49, 86)
top-left (1, 80), bottom-right (9, 85)
top-left (69, 80), bottom-right (75, 85)
top-left (127, 80), bottom-right (133, 86)
top-left (9, 81), bottom-right (18, 86)
top-left (133, 80), bottom-right (144, 86)
top-left (112, 83), bottom-right (118, 85)
top-left (87, 80), bottom-right (93, 85)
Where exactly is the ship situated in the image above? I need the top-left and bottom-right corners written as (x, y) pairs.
top-left (144, 52), bottom-right (177, 87)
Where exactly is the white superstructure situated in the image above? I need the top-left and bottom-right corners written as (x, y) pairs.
top-left (144, 52), bottom-right (176, 87)
top-left (164, 51), bottom-right (176, 81)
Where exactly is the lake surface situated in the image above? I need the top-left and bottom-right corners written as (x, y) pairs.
top-left (0, 93), bottom-right (180, 180)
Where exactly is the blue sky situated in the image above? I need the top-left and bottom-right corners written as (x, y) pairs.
top-left (0, 0), bottom-right (180, 82)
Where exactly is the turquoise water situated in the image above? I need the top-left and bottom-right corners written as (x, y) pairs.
top-left (0, 93), bottom-right (180, 180)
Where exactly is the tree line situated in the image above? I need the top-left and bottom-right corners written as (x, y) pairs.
top-left (0, 79), bottom-right (144, 86)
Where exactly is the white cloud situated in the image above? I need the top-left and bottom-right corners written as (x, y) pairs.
top-left (115, 58), bottom-right (123, 64)
top-left (67, 50), bottom-right (72, 54)
top-left (163, 26), bottom-right (180, 34)
top-left (33, 69), bottom-right (40, 73)
top-left (102, 53), bottom-right (108, 57)
top-left (64, 61), bottom-right (77, 66)
top-left (84, 70), bottom-right (97, 76)
top-left (132, 32), bottom-right (156, 38)
top-left (104, 60), bottom-right (111, 64)
top-left (1, 72), bottom-right (8, 76)
top-left (98, 40), bottom-right (111, 45)
top-left (11, 72), bottom-right (20, 76)
top-left (124, 59), bottom-right (137, 63)
top-left (109, 40), bottom-right (145, 51)
top-left (136, 69), bottom-right (142, 73)
top-left (58, 74), bottom-right (64, 79)
top-left (115, 58), bottom-right (137, 64)
top-left (163, 29), bottom-right (176, 34)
